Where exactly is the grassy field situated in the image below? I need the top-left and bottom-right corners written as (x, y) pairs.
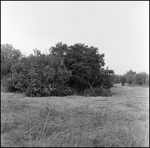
top-left (1, 84), bottom-right (149, 147)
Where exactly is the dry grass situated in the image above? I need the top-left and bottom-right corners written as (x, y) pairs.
top-left (1, 84), bottom-right (149, 147)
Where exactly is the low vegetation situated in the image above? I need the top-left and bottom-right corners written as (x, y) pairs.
top-left (1, 85), bottom-right (149, 147)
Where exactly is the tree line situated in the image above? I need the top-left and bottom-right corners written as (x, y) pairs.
top-left (1, 43), bottom-right (148, 97)
top-left (1, 43), bottom-right (115, 97)
top-left (111, 70), bottom-right (149, 86)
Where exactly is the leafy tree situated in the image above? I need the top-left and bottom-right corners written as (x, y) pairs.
top-left (49, 42), bottom-right (68, 57)
top-left (2, 42), bottom-right (115, 97)
top-left (134, 72), bottom-right (149, 85)
top-left (109, 74), bottom-right (121, 85)
top-left (116, 75), bottom-right (121, 83)
top-left (120, 76), bottom-right (126, 86)
top-left (5, 48), bottom-right (72, 96)
top-left (125, 70), bottom-right (136, 84)
top-left (50, 43), bottom-right (114, 92)
top-left (1, 44), bottom-right (22, 78)
top-left (123, 70), bottom-right (149, 86)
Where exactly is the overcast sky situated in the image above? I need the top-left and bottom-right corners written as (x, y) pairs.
top-left (1, 1), bottom-right (149, 75)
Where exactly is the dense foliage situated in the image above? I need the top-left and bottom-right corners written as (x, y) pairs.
top-left (1, 44), bottom-right (22, 78)
top-left (50, 43), bottom-right (114, 91)
top-left (120, 70), bottom-right (149, 86)
top-left (1, 43), bottom-right (114, 97)
top-left (120, 76), bottom-right (126, 86)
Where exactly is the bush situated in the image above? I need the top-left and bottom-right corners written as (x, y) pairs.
top-left (25, 84), bottom-right (73, 97)
top-left (1, 76), bottom-right (16, 92)
top-left (52, 86), bottom-right (73, 96)
top-left (1, 73), bottom-right (28, 93)
top-left (120, 76), bottom-right (126, 86)
top-left (83, 87), bottom-right (111, 97)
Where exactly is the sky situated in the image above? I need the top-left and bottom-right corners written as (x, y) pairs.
top-left (1, 1), bottom-right (149, 75)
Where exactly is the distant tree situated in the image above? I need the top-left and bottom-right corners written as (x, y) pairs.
top-left (126, 70), bottom-right (136, 75)
top-left (134, 72), bottom-right (149, 85)
top-left (125, 70), bottom-right (136, 84)
top-left (123, 70), bottom-right (149, 86)
top-left (120, 75), bottom-right (126, 86)
top-left (116, 75), bottom-right (121, 83)
top-left (100, 67), bottom-right (114, 88)
top-left (110, 74), bottom-right (121, 85)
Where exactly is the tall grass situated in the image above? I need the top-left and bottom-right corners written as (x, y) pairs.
top-left (1, 98), bottom-right (149, 147)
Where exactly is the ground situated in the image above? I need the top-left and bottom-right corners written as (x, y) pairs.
top-left (1, 84), bottom-right (149, 147)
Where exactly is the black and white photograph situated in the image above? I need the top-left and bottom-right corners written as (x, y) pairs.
top-left (1, 1), bottom-right (149, 147)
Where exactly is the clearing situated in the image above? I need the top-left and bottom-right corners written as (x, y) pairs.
top-left (1, 84), bottom-right (149, 147)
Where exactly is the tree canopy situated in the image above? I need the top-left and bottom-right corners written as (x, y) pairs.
top-left (50, 43), bottom-right (114, 91)
top-left (120, 70), bottom-right (149, 86)
top-left (1, 44), bottom-right (22, 78)
top-left (1, 43), bottom-right (115, 97)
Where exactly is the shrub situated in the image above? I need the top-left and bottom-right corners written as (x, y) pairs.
top-left (83, 87), bottom-right (111, 97)
top-left (1, 76), bottom-right (16, 92)
top-left (25, 84), bottom-right (73, 97)
top-left (52, 86), bottom-right (73, 96)
top-left (1, 73), bottom-right (28, 93)
top-left (120, 76), bottom-right (126, 86)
